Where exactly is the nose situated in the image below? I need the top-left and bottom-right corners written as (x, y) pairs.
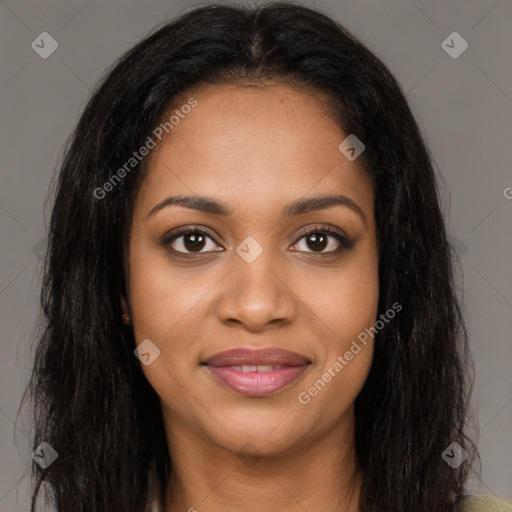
top-left (216, 253), bottom-right (296, 332)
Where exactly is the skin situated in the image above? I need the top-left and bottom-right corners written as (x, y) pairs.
top-left (121, 82), bottom-right (379, 512)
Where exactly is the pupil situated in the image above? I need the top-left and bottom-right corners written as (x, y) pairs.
top-left (307, 233), bottom-right (327, 252)
top-left (184, 233), bottom-right (205, 252)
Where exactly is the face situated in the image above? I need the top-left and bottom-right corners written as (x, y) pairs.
top-left (123, 82), bottom-right (379, 458)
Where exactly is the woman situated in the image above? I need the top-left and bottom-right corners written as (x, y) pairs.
top-left (20, 2), bottom-right (511, 511)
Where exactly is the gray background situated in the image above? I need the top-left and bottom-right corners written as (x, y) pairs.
top-left (1, 0), bottom-right (511, 509)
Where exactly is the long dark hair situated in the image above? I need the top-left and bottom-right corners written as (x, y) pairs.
top-left (18, 2), bottom-right (479, 511)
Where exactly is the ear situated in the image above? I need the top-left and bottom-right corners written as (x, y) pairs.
top-left (120, 294), bottom-right (129, 314)
top-left (120, 294), bottom-right (131, 324)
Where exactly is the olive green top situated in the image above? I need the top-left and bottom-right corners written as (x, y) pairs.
top-left (459, 495), bottom-right (512, 511)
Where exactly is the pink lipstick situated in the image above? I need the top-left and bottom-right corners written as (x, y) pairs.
top-left (202, 347), bottom-right (311, 397)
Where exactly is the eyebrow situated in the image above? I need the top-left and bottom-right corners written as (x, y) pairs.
top-left (146, 193), bottom-right (366, 224)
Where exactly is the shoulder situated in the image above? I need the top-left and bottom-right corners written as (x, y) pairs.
top-left (458, 495), bottom-right (512, 512)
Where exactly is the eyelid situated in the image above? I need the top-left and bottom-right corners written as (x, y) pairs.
top-left (296, 224), bottom-right (350, 242)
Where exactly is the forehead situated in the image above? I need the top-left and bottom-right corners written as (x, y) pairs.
top-left (134, 82), bottom-right (373, 221)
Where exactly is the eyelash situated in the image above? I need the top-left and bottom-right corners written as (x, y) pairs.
top-left (160, 225), bottom-right (355, 256)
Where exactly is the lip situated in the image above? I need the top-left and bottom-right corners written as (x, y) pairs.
top-left (202, 347), bottom-right (311, 397)
top-left (203, 347), bottom-right (311, 367)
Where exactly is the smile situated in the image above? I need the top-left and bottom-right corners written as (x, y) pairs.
top-left (202, 347), bottom-right (311, 397)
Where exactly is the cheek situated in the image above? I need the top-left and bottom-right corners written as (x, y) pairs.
top-left (127, 245), bottom-right (224, 402)
top-left (296, 249), bottom-right (378, 404)
top-left (333, 267), bottom-right (379, 337)
top-left (297, 276), bottom-right (377, 422)
top-left (128, 246), bottom-right (209, 339)
top-left (307, 249), bottom-right (379, 344)
top-left (127, 251), bottom-right (205, 406)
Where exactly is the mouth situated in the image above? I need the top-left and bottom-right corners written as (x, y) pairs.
top-left (201, 347), bottom-right (311, 397)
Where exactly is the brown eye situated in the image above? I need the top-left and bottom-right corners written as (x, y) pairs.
top-left (292, 227), bottom-right (354, 254)
top-left (162, 228), bottom-right (223, 254)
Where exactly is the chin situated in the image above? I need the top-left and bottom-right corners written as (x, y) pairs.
top-left (207, 416), bottom-right (307, 459)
